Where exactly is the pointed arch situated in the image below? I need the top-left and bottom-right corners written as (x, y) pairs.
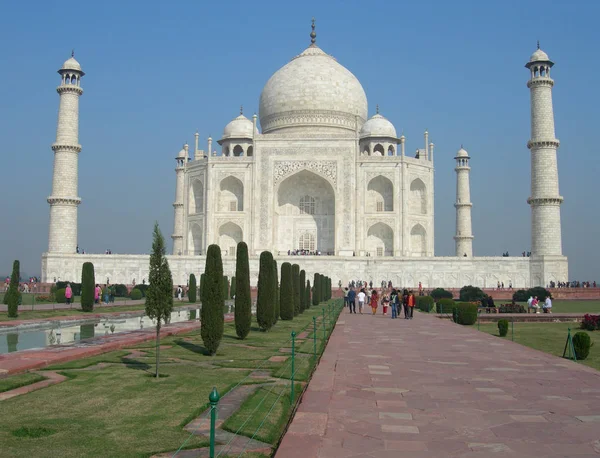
top-left (373, 144), bottom-right (384, 156)
top-left (219, 222), bottom-right (243, 257)
top-left (233, 145), bottom-right (244, 156)
top-left (219, 176), bottom-right (244, 211)
top-left (188, 222), bottom-right (203, 255)
top-left (410, 223), bottom-right (427, 257)
top-left (189, 179), bottom-right (204, 214)
top-left (410, 178), bottom-right (427, 214)
top-left (367, 222), bottom-right (393, 256)
top-left (367, 176), bottom-right (393, 212)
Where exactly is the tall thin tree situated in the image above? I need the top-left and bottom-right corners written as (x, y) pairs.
top-left (280, 262), bottom-right (294, 320)
top-left (81, 262), bottom-right (95, 312)
top-left (256, 251), bottom-right (276, 331)
top-left (201, 245), bottom-right (225, 355)
top-left (145, 223), bottom-right (174, 377)
top-left (292, 264), bottom-right (300, 316)
top-left (299, 269), bottom-right (306, 313)
top-left (5, 260), bottom-right (21, 317)
top-left (234, 241), bottom-right (251, 339)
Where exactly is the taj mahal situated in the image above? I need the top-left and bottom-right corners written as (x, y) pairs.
top-left (41, 24), bottom-right (568, 288)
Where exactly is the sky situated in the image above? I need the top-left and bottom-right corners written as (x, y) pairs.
top-left (0, 0), bottom-right (598, 281)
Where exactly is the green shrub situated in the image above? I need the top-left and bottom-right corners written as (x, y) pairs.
top-left (573, 332), bottom-right (592, 360)
top-left (130, 288), bottom-right (143, 300)
top-left (222, 276), bottom-right (229, 301)
top-left (415, 296), bottom-right (434, 312)
top-left (512, 289), bottom-right (529, 302)
top-left (201, 245), bottom-right (225, 355)
top-left (437, 298), bottom-right (456, 314)
top-left (430, 288), bottom-right (453, 301)
top-left (55, 288), bottom-right (66, 303)
top-left (453, 302), bottom-right (478, 325)
top-left (81, 262), bottom-right (95, 312)
top-left (135, 284), bottom-right (149, 297)
top-left (299, 270), bottom-right (306, 313)
top-left (56, 281), bottom-right (82, 296)
top-left (513, 287), bottom-right (551, 302)
top-left (280, 262), bottom-right (293, 320)
top-left (498, 319), bottom-right (509, 337)
top-left (235, 242), bottom-right (252, 339)
top-left (292, 264), bottom-right (300, 316)
top-left (305, 280), bottom-right (311, 310)
top-left (230, 276), bottom-right (236, 299)
top-left (459, 285), bottom-right (486, 302)
top-left (272, 260), bottom-right (279, 324)
top-left (188, 274), bottom-right (197, 303)
top-left (114, 284), bottom-right (128, 297)
top-left (256, 251), bottom-right (275, 331)
top-left (313, 273), bottom-right (321, 305)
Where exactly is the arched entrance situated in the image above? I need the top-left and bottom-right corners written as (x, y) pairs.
top-left (219, 222), bottom-right (243, 257)
top-left (188, 223), bottom-right (203, 255)
top-left (410, 224), bottom-right (427, 257)
top-left (366, 223), bottom-right (393, 256)
top-left (276, 170), bottom-right (335, 254)
top-left (220, 176), bottom-right (244, 212)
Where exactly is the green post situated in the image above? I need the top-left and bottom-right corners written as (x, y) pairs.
top-left (511, 319), bottom-right (514, 342)
top-left (290, 331), bottom-right (296, 403)
top-left (322, 307), bottom-right (326, 339)
top-left (477, 314), bottom-right (480, 331)
top-left (312, 316), bottom-right (317, 361)
top-left (209, 387), bottom-right (220, 458)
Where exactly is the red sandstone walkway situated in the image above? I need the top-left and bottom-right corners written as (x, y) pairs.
top-left (277, 311), bottom-right (600, 457)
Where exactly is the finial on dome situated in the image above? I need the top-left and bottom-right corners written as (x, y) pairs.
top-left (461, 143), bottom-right (464, 149)
top-left (71, 49), bottom-right (75, 58)
top-left (537, 40), bottom-right (540, 50)
top-left (376, 104), bottom-right (379, 114)
top-left (240, 105), bottom-right (243, 115)
top-left (310, 17), bottom-right (316, 44)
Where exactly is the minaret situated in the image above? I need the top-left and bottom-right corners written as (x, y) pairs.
top-left (526, 44), bottom-right (563, 256)
top-left (454, 146), bottom-right (474, 257)
top-left (172, 144), bottom-right (187, 255)
top-left (47, 53), bottom-right (84, 253)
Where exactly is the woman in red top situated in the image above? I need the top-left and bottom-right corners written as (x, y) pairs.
top-left (370, 289), bottom-right (379, 315)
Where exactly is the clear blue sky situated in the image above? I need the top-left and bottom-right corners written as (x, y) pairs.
top-left (0, 0), bottom-right (598, 282)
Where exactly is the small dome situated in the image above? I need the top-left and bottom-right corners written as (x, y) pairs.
top-left (360, 113), bottom-right (397, 139)
top-left (222, 114), bottom-right (253, 140)
top-left (529, 48), bottom-right (549, 62)
top-left (61, 56), bottom-right (83, 72)
top-left (456, 146), bottom-right (469, 158)
top-left (176, 147), bottom-right (186, 159)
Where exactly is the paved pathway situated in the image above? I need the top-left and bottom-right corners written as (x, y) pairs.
top-left (277, 311), bottom-right (600, 457)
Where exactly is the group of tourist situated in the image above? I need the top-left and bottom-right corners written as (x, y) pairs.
top-left (344, 286), bottom-right (416, 319)
top-left (286, 249), bottom-right (327, 256)
top-left (550, 280), bottom-right (596, 288)
top-left (527, 295), bottom-right (553, 313)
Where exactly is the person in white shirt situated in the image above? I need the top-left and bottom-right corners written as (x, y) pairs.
top-left (527, 296), bottom-right (534, 313)
top-left (543, 296), bottom-right (552, 313)
top-left (357, 289), bottom-right (366, 314)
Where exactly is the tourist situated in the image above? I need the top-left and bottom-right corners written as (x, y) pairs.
top-left (177, 285), bottom-right (183, 301)
top-left (406, 290), bottom-right (415, 319)
top-left (402, 289), bottom-right (409, 319)
top-left (390, 289), bottom-right (398, 319)
top-left (343, 287), bottom-right (349, 308)
top-left (370, 289), bottom-right (379, 315)
top-left (347, 287), bottom-right (356, 314)
top-left (543, 296), bottom-right (552, 313)
top-left (94, 284), bottom-right (101, 304)
top-left (382, 292), bottom-right (390, 315)
top-left (65, 283), bottom-right (72, 305)
top-left (357, 288), bottom-right (366, 314)
top-left (527, 295), bottom-right (534, 313)
top-left (531, 296), bottom-right (540, 313)
top-left (103, 285), bottom-right (109, 304)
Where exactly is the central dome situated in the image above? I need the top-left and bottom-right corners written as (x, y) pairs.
top-left (259, 44), bottom-right (368, 134)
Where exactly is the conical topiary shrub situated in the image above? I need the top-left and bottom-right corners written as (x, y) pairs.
top-left (234, 242), bottom-right (251, 339)
top-left (280, 262), bottom-right (294, 320)
top-left (292, 264), bottom-right (300, 316)
top-left (299, 269), bottom-right (306, 313)
top-left (188, 273), bottom-right (197, 303)
top-left (256, 251), bottom-right (275, 331)
top-left (201, 245), bottom-right (225, 355)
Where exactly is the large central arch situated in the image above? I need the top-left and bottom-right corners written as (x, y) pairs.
top-left (275, 170), bottom-right (335, 254)
top-left (219, 222), bottom-right (243, 257)
top-left (367, 222), bottom-right (393, 256)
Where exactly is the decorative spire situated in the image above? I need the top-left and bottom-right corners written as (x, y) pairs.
top-left (71, 49), bottom-right (75, 58)
top-left (376, 104), bottom-right (379, 114)
top-left (310, 17), bottom-right (316, 45)
top-left (240, 105), bottom-right (243, 115)
top-left (461, 143), bottom-right (464, 149)
top-left (537, 40), bottom-right (540, 49)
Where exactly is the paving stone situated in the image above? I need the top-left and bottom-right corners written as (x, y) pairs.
top-left (379, 412), bottom-right (413, 420)
top-left (475, 387), bottom-right (504, 393)
top-left (381, 424), bottom-right (419, 434)
top-left (509, 414), bottom-right (547, 422)
top-left (575, 415), bottom-right (600, 422)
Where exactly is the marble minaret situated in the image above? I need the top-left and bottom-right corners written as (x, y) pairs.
top-left (526, 44), bottom-right (563, 256)
top-left (172, 144), bottom-right (188, 255)
top-left (454, 146), bottom-right (473, 257)
top-left (47, 53), bottom-right (84, 253)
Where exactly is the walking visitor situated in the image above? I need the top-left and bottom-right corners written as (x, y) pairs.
top-left (347, 287), bottom-right (356, 314)
top-left (65, 283), bottom-right (72, 305)
top-left (370, 289), bottom-right (379, 315)
top-left (357, 288), bottom-right (366, 314)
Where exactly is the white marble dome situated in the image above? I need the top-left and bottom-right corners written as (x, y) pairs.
top-left (222, 114), bottom-right (253, 140)
top-left (456, 146), bottom-right (469, 158)
top-left (259, 45), bottom-right (368, 134)
top-left (529, 48), bottom-right (549, 62)
top-left (61, 56), bottom-right (83, 72)
top-left (360, 113), bottom-right (397, 139)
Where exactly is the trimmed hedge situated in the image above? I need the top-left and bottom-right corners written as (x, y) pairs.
top-left (498, 319), bottom-right (509, 337)
top-left (416, 296), bottom-right (434, 312)
top-left (201, 245), bottom-right (225, 355)
top-left (453, 302), bottom-right (478, 325)
top-left (55, 288), bottom-right (66, 303)
top-left (437, 298), bottom-right (456, 314)
top-left (513, 287), bottom-right (551, 302)
top-left (312, 273), bottom-right (320, 305)
top-left (81, 262), bottom-right (95, 312)
top-left (292, 264), bottom-right (300, 316)
top-left (135, 284), bottom-right (149, 297)
top-left (299, 270), bottom-right (306, 313)
top-left (430, 288), bottom-right (453, 301)
top-left (256, 251), bottom-right (276, 331)
top-left (280, 262), bottom-right (294, 320)
top-left (188, 274), bottom-right (197, 303)
top-left (498, 303), bottom-right (526, 313)
top-left (130, 288), bottom-right (143, 300)
top-left (235, 241), bottom-right (252, 339)
top-left (459, 285), bottom-right (486, 302)
top-left (573, 332), bottom-right (592, 360)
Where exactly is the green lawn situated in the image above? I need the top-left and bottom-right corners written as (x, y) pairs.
top-left (474, 321), bottom-right (600, 372)
top-left (0, 373), bottom-right (47, 393)
top-left (0, 300), bottom-right (343, 457)
top-left (0, 293), bottom-right (84, 305)
top-left (542, 300), bottom-right (600, 313)
top-left (0, 303), bottom-right (195, 322)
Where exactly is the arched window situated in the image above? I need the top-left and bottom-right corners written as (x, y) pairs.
top-left (299, 233), bottom-right (315, 251)
top-left (247, 146), bottom-right (254, 156)
top-left (299, 195), bottom-right (315, 215)
top-left (233, 145), bottom-right (244, 156)
top-left (373, 144), bottom-right (384, 156)
top-left (388, 145), bottom-right (395, 156)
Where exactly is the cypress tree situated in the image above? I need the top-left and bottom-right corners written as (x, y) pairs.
top-left (313, 273), bottom-right (320, 305)
top-left (280, 262), bottom-right (294, 320)
top-left (5, 260), bottom-right (21, 318)
top-left (201, 244), bottom-right (225, 355)
top-left (81, 262), bottom-right (95, 312)
top-left (312, 273), bottom-right (319, 305)
top-left (256, 251), bottom-right (275, 331)
top-left (234, 241), bottom-right (251, 340)
top-left (292, 264), bottom-right (300, 316)
top-left (145, 223), bottom-right (174, 377)
top-left (200, 273), bottom-right (205, 298)
top-left (299, 269), bottom-right (306, 313)
top-left (323, 276), bottom-right (329, 301)
top-left (230, 276), bottom-right (236, 299)
top-left (272, 259), bottom-right (279, 324)
top-left (222, 275), bottom-right (229, 300)
top-left (306, 280), bottom-right (311, 310)
top-left (188, 274), bottom-right (197, 303)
